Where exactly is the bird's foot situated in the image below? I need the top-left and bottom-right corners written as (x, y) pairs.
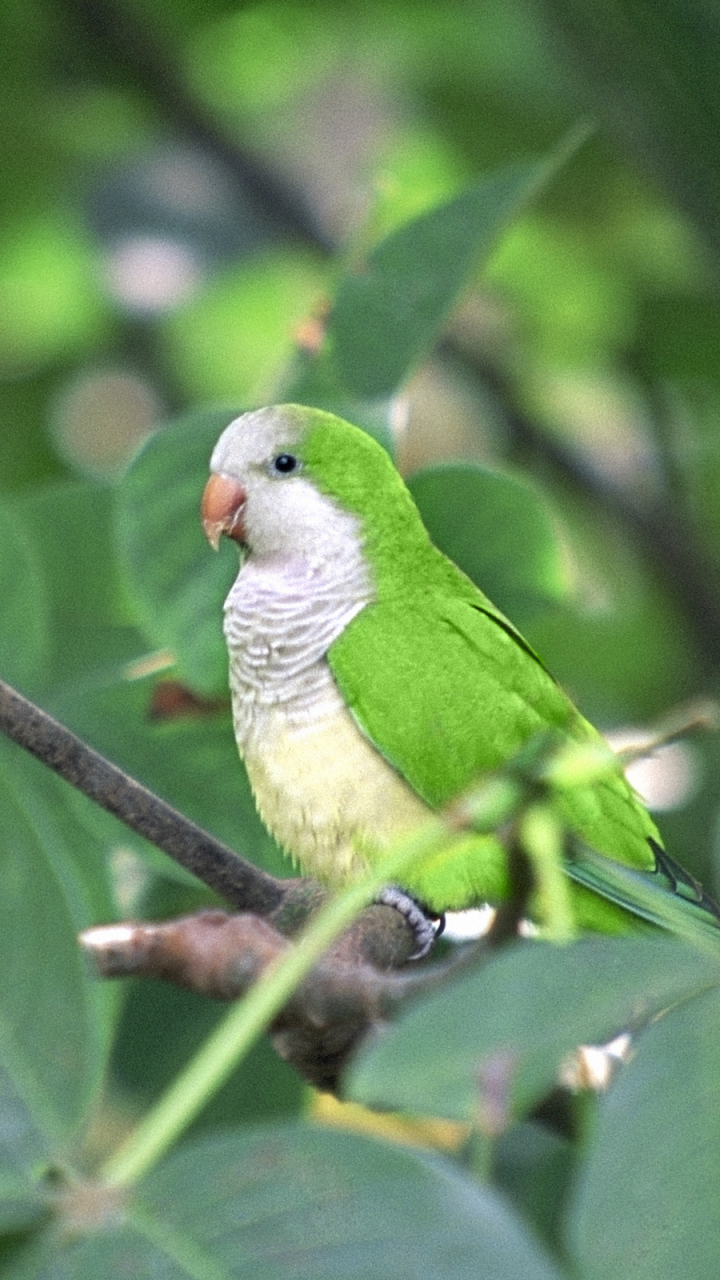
top-left (376, 886), bottom-right (445, 960)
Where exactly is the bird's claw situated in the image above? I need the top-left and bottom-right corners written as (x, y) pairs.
top-left (376, 886), bottom-right (443, 959)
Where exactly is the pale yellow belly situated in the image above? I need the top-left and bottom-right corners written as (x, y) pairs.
top-left (241, 703), bottom-right (432, 887)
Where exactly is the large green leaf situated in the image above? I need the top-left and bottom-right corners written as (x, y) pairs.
top-left (49, 670), bottom-right (285, 881)
top-left (0, 749), bottom-right (108, 1158)
top-left (348, 937), bottom-right (720, 1122)
top-left (409, 462), bottom-right (568, 621)
top-left (493, 1121), bottom-right (575, 1254)
top-left (8, 481), bottom-right (145, 694)
top-left (0, 1066), bottom-right (52, 1235)
top-left (115, 408), bottom-right (242, 698)
top-left (329, 131), bottom-right (586, 398)
top-left (567, 985), bottom-right (720, 1279)
top-left (0, 501), bottom-right (48, 692)
top-left (5, 1125), bottom-right (565, 1278)
top-left (0, 737), bottom-right (116, 934)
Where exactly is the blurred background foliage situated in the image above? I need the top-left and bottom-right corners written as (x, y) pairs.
top-left (4, 0), bottom-right (720, 878)
top-left (4, 0), bottom-right (720, 1274)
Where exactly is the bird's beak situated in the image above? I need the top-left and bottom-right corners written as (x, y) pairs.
top-left (201, 473), bottom-right (248, 550)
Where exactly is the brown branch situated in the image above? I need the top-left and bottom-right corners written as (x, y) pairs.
top-left (0, 679), bottom-right (436, 966)
top-left (0, 677), bottom-right (287, 915)
top-left (80, 908), bottom-right (487, 1091)
top-left (0, 679), bottom-right (527, 1089)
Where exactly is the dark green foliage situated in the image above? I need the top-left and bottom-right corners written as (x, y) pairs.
top-left (348, 937), bottom-right (720, 1120)
top-left (2, 1), bottom-right (720, 1276)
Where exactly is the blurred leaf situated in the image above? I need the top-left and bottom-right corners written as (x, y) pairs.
top-left (188, 5), bottom-right (341, 111)
top-left (0, 1066), bottom-right (52, 1234)
top-left (486, 215), bottom-right (635, 366)
top-left (10, 1125), bottom-right (564, 1279)
top-left (0, 373), bottom-right (68, 489)
top-left (113, 979), bottom-right (304, 1133)
top-left (49, 671), bottom-right (286, 881)
top-left (348, 937), bottom-right (719, 1122)
top-left (567, 985), bottom-right (720, 1279)
top-left (538, 0), bottom-right (720, 273)
top-left (0, 1173), bottom-right (48, 1236)
top-left (0, 753), bottom-right (108, 1155)
top-left (116, 407), bottom-right (241, 698)
top-left (493, 1121), bottom-right (575, 1253)
top-left (0, 217), bottom-right (108, 377)
top-left (329, 129), bottom-right (587, 398)
top-left (0, 500), bottom-right (49, 690)
top-left (161, 251), bottom-right (324, 403)
top-left (9, 480), bottom-right (146, 694)
top-left (409, 462), bottom-right (568, 620)
top-left (525, 488), bottom-right (699, 722)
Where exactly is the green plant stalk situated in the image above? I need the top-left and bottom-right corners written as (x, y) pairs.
top-left (521, 804), bottom-right (578, 942)
top-left (100, 816), bottom-right (451, 1188)
top-left (99, 728), bottom-right (689, 1188)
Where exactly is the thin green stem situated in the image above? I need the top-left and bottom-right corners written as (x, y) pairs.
top-left (100, 818), bottom-right (448, 1188)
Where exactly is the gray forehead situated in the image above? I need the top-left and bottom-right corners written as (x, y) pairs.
top-left (210, 406), bottom-right (303, 474)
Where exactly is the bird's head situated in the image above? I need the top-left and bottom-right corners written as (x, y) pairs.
top-left (198, 401), bottom-right (427, 583)
top-left (202, 403), bottom-right (429, 572)
top-left (201, 403), bottom-right (365, 562)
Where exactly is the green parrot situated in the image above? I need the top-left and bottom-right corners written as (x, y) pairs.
top-left (201, 403), bottom-right (720, 949)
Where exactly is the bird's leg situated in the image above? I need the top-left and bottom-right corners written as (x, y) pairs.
top-left (376, 886), bottom-right (444, 959)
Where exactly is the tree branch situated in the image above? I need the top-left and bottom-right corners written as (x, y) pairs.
top-left (80, 908), bottom-right (486, 1092)
top-left (0, 678), bottom-right (437, 969)
top-left (0, 677), bottom-right (287, 915)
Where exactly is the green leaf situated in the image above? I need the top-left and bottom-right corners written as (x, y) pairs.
top-left (409, 463), bottom-right (568, 620)
top-left (0, 500), bottom-right (49, 691)
top-left (0, 737), bottom-right (116, 936)
top-left (11, 1125), bottom-right (564, 1278)
top-left (348, 937), bottom-right (720, 1122)
top-left (0, 1065), bottom-right (53, 1233)
top-left (0, 217), bottom-right (108, 378)
top-left (493, 1122), bottom-right (575, 1254)
top-left (0, 750), bottom-right (108, 1155)
top-left (116, 408), bottom-right (243, 698)
top-left (9, 481), bottom-right (145, 693)
top-left (567, 986), bottom-right (720, 1279)
top-left (114, 982), bottom-right (304, 1135)
top-left (49, 671), bottom-right (285, 881)
top-left (329, 128), bottom-right (588, 398)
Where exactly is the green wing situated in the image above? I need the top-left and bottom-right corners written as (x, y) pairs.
top-left (327, 580), bottom-right (660, 889)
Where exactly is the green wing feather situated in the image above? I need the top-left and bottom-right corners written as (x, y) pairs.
top-left (327, 562), bottom-right (665, 919)
top-left (300, 408), bottom-right (716, 931)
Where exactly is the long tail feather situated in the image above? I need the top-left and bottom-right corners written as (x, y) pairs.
top-left (566, 838), bottom-right (720, 949)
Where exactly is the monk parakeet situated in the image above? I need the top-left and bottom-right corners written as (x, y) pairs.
top-left (201, 404), bottom-right (720, 947)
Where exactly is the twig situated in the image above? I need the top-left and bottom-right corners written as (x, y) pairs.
top-left (0, 679), bottom-right (433, 966)
top-left (80, 908), bottom-right (487, 1092)
top-left (0, 678), bottom-right (284, 915)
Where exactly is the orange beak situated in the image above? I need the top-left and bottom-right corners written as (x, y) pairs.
top-left (201, 473), bottom-right (248, 550)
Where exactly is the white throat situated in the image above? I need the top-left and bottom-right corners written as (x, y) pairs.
top-left (224, 525), bottom-right (374, 749)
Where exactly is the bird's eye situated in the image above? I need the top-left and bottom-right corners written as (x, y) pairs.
top-left (271, 453), bottom-right (300, 475)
